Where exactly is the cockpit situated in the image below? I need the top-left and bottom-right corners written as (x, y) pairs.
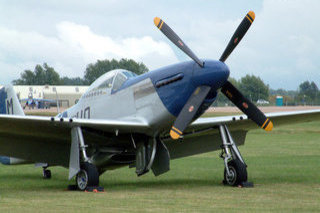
top-left (84, 69), bottom-right (137, 98)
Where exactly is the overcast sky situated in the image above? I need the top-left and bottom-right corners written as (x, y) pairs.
top-left (0, 0), bottom-right (319, 90)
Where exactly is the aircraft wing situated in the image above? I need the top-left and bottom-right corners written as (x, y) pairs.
top-left (0, 114), bottom-right (150, 167)
top-left (189, 109), bottom-right (320, 131)
top-left (162, 109), bottom-right (320, 160)
top-left (1, 109), bottom-right (319, 168)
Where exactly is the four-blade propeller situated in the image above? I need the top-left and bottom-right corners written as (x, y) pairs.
top-left (154, 11), bottom-right (273, 140)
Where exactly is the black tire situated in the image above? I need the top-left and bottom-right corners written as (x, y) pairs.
top-left (43, 169), bottom-right (51, 179)
top-left (76, 162), bottom-right (99, 191)
top-left (224, 159), bottom-right (247, 186)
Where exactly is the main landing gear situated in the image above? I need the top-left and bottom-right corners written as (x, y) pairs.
top-left (76, 162), bottom-right (99, 191)
top-left (69, 126), bottom-right (102, 191)
top-left (219, 125), bottom-right (252, 187)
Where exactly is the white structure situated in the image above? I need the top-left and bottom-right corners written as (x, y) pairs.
top-left (0, 85), bottom-right (89, 108)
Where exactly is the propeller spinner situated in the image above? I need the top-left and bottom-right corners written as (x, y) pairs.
top-left (154, 11), bottom-right (273, 140)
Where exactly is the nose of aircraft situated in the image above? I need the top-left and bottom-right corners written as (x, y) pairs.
top-left (192, 60), bottom-right (230, 90)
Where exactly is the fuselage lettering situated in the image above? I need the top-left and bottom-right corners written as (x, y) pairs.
top-left (84, 107), bottom-right (90, 119)
top-left (6, 98), bottom-right (13, 114)
top-left (71, 107), bottom-right (91, 119)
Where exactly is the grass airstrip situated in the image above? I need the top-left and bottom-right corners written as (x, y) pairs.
top-left (0, 111), bottom-right (319, 212)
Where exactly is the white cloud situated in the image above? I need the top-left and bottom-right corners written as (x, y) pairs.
top-left (56, 21), bottom-right (177, 67)
top-left (170, 0), bottom-right (320, 89)
top-left (0, 21), bottom-right (178, 83)
top-left (0, 0), bottom-right (319, 89)
top-left (235, 0), bottom-right (320, 89)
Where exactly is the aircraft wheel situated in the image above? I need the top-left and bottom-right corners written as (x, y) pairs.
top-left (224, 159), bottom-right (247, 186)
top-left (76, 162), bottom-right (99, 191)
top-left (43, 169), bottom-right (51, 179)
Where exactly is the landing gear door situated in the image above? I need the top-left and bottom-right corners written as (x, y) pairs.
top-left (151, 139), bottom-right (170, 176)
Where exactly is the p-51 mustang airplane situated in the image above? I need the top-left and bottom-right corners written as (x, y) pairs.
top-left (1, 11), bottom-right (320, 190)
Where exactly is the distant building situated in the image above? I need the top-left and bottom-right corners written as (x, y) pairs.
top-left (1, 85), bottom-right (89, 108)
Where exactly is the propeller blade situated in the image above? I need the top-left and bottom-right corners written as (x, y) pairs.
top-left (221, 81), bottom-right (273, 131)
top-left (219, 11), bottom-right (255, 62)
top-left (154, 17), bottom-right (204, 67)
top-left (170, 86), bottom-right (211, 139)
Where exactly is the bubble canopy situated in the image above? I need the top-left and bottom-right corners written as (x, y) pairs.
top-left (87, 69), bottom-right (137, 93)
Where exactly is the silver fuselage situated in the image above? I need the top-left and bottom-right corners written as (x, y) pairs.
top-left (62, 78), bottom-right (174, 136)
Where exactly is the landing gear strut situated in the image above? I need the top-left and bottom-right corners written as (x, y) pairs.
top-left (70, 127), bottom-right (101, 191)
top-left (219, 125), bottom-right (252, 187)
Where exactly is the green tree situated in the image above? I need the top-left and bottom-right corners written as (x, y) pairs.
top-left (13, 63), bottom-right (61, 85)
top-left (12, 70), bottom-right (36, 85)
top-left (34, 64), bottom-right (45, 84)
top-left (297, 81), bottom-right (319, 105)
top-left (239, 75), bottom-right (269, 102)
top-left (43, 63), bottom-right (61, 85)
top-left (61, 77), bottom-right (86, 85)
top-left (84, 58), bottom-right (148, 84)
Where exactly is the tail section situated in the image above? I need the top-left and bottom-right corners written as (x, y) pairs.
top-left (0, 85), bottom-right (24, 116)
top-left (0, 85), bottom-right (27, 165)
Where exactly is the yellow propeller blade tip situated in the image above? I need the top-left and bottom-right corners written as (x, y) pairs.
top-left (265, 121), bottom-right (273, 131)
top-left (170, 130), bottom-right (181, 140)
top-left (247, 11), bottom-right (255, 21)
top-left (154, 17), bottom-right (161, 26)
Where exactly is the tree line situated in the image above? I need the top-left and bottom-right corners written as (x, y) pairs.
top-left (269, 81), bottom-right (320, 106)
top-left (13, 59), bottom-right (148, 86)
top-left (214, 77), bottom-right (319, 106)
top-left (12, 58), bottom-right (319, 106)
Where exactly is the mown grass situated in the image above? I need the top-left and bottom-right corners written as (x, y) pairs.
top-left (0, 114), bottom-right (319, 212)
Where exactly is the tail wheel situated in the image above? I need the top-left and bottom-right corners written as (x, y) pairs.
top-left (76, 162), bottom-right (99, 191)
top-left (224, 159), bottom-right (247, 186)
top-left (43, 169), bottom-right (51, 179)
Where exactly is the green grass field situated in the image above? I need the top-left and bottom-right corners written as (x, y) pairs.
top-left (0, 113), bottom-right (319, 212)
